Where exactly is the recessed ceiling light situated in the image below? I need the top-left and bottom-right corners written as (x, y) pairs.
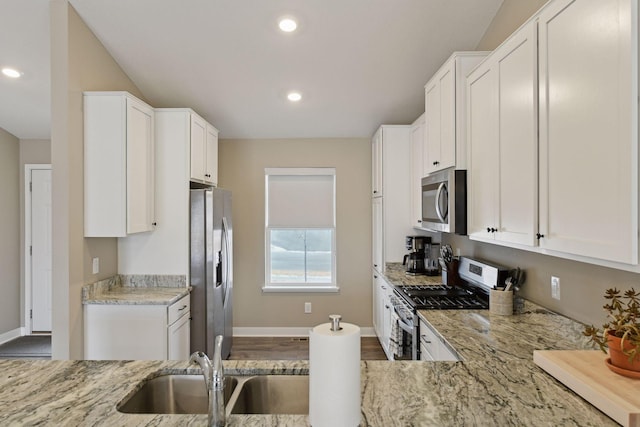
top-left (287, 92), bottom-right (302, 102)
top-left (2, 67), bottom-right (21, 78)
top-left (279, 18), bottom-right (298, 33)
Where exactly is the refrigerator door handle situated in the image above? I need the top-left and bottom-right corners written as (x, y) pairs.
top-left (222, 216), bottom-right (230, 304)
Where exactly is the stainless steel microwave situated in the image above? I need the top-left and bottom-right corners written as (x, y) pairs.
top-left (421, 169), bottom-right (467, 235)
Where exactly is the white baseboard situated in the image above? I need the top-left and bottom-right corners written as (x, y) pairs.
top-left (233, 326), bottom-right (376, 337)
top-left (0, 328), bottom-right (23, 345)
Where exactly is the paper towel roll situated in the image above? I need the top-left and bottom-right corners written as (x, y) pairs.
top-left (309, 317), bottom-right (361, 427)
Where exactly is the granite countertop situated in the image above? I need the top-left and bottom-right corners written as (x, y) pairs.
top-left (0, 264), bottom-right (617, 426)
top-left (82, 275), bottom-right (190, 305)
top-left (381, 263), bottom-right (443, 286)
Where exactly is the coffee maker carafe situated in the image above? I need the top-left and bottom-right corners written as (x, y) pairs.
top-left (403, 236), bottom-right (429, 275)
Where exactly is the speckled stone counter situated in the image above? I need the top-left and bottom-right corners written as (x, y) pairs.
top-left (82, 275), bottom-right (189, 305)
top-left (0, 265), bottom-right (617, 425)
top-left (382, 262), bottom-right (443, 286)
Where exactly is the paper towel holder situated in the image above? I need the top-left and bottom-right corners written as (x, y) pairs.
top-left (329, 314), bottom-right (343, 331)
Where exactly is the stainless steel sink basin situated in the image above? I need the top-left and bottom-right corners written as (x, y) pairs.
top-left (230, 375), bottom-right (309, 414)
top-left (117, 374), bottom-right (238, 414)
top-left (117, 373), bottom-right (309, 415)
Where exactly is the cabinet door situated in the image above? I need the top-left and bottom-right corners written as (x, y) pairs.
top-left (190, 114), bottom-right (207, 182)
top-left (372, 197), bottom-right (383, 271)
top-left (495, 21), bottom-right (537, 246)
top-left (425, 61), bottom-right (456, 174)
top-left (381, 289), bottom-right (392, 355)
top-left (377, 278), bottom-right (392, 355)
top-left (126, 96), bottom-right (155, 234)
top-left (205, 124), bottom-right (219, 186)
top-left (410, 117), bottom-right (424, 227)
top-left (372, 271), bottom-right (382, 337)
top-left (424, 80), bottom-right (441, 175)
top-left (371, 128), bottom-right (383, 196)
top-left (538, 0), bottom-right (637, 263)
top-left (168, 313), bottom-right (191, 360)
top-left (84, 304), bottom-right (166, 360)
top-left (438, 62), bottom-right (456, 170)
top-left (467, 62), bottom-right (497, 240)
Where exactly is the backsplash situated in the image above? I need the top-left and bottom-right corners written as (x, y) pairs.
top-left (443, 233), bottom-right (639, 327)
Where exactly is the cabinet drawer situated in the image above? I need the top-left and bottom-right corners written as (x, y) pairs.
top-left (168, 295), bottom-right (190, 325)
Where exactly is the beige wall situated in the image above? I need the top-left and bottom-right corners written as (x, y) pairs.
top-left (449, 0), bottom-right (635, 327)
top-left (19, 139), bottom-right (51, 329)
top-left (476, 0), bottom-right (549, 50)
top-left (0, 127), bottom-right (20, 336)
top-left (50, 1), bottom-right (146, 359)
top-left (219, 138), bottom-right (372, 329)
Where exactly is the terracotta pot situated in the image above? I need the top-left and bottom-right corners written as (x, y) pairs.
top-left (607, 332), bottom-right (640, 372)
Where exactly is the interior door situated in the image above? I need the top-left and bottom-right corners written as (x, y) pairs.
top-left (31, 168), bottom-right (52, 332)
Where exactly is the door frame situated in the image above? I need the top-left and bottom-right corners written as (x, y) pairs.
top-left (24, 164), bottom-right (52, 335)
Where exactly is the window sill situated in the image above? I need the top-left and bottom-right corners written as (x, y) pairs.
top-left (262, 285), bottom-right (340, 293)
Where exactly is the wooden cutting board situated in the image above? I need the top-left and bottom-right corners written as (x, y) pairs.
top-left (534, 350), bottom-right (640, 427)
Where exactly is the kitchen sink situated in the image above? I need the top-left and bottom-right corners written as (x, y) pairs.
top-left (117, 374), bottom-right (309, 415)
top-left (230, 375), bottom-right (309, 414)
top-left (117, 374), bottom-right (238, 414)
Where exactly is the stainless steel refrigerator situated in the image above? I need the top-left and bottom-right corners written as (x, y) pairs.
top-left (190, 188), bottom-right (233, 359)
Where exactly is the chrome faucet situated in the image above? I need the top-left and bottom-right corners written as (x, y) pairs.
top-left (190, 335), bottom-right (225, 426)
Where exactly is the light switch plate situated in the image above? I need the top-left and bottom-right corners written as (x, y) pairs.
top-left (92, 257), bottom-right (99, 274)
top-left (551, 276), bottom-right (560, 300)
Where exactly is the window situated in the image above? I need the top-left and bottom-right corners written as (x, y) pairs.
top-left (264, 168), bottom-right (337, 292)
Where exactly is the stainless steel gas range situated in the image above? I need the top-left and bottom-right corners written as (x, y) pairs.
top-left (391, 257), bottom-right (510, 360)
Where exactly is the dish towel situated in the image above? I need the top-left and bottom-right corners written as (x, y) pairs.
top-left (389, 310), bottom-right (403, 358)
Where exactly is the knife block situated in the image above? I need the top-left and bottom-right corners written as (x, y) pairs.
top-left (442, 259), bottom-right (460, 286)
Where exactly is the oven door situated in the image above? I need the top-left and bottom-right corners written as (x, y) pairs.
top-left (390, 292), bottom-right (418, 360)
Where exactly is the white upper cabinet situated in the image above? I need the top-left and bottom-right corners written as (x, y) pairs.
top-left (467, 20), bottom-right (538, 246)
top-left (84, 92), bottom-right (155, 237)
top-left (118, 108), bottom-right (220, 276)
top-left (410, 114), bottom-right (425, 227)
top-left (371, 129), bottom-right (383, 197)
top-left (205, 124), bottom-right (219, 186)
top-left (190, 114), bottom-right (219, 186)
top-left (371, 125), bottom-right (413, 272)
top-left (537, 0), bottom-right (637, 264)
top-left (424, 52), bottom-right (488, 175)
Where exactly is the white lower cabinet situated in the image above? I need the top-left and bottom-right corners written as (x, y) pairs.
top-left (419, 317), bottom-right (459, 361)
top-left (373, 270), bottom-right (393, 358)
top-left (84, 295), bottom-right (191, 360)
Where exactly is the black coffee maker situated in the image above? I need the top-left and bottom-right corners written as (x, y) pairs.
top-left (403, 236), bottom-right (430, 275)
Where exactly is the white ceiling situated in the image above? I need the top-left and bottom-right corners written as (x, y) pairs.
top-left (1, 0), bottom-right (503, 140)
top-left (0, 0), bottom-right (50, 139)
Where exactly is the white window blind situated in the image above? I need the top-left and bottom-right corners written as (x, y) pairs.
top-left (264, 168), bottom-right (337, 292)
top-left (266, 169), bottom-right (335, 228)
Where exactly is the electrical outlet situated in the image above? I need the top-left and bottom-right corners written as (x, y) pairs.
top-left (551, 276), bottom-right (560, 300)
top-left (92, 257), bottom-right (99, 274)
top-left (304, 302), bottom-right (312, 314)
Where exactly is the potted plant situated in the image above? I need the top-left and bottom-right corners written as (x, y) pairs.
top-left (583, 288), bottom-right (640, 373)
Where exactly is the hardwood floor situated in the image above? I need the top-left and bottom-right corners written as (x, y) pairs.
top-left (228, 336), bottom-right (387, 360)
